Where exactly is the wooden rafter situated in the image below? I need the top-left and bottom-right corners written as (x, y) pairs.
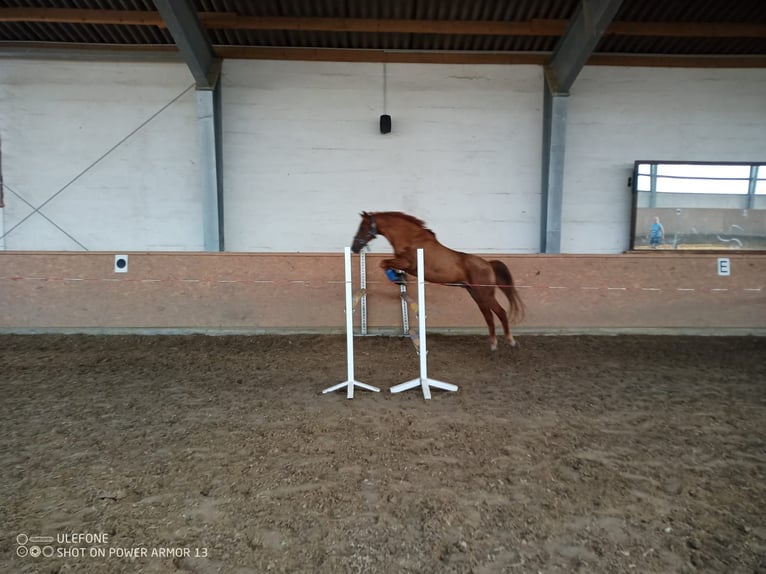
top-left (1, 8), bottom-right (765, 39)
top-left (199, 16), bottom-right (568, 36)
top-left (213, 46), bottom-right (550, 65)
top-left (0, 8), bottom-right (166, 27)
top-left (1, 42), bottom-right (764, 68)
top-left (607, 21), bottom-right (766, 38)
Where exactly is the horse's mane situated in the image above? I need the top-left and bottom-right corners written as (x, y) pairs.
top-left (379, 211), bottom-right (437, 238)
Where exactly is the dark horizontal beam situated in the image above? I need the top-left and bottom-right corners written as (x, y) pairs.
top-left (0, 8), bottom-right (166, 26)
top-left (0, 9), bottom-right (566, 35)
top-left (588, 53), bottom-right (766, 68)
top-left (2, 8), bottom-right (766, 38)
top-left (607, 21), bottom-right (766, 38)
top-left (201, 15), bottom-right (569, 36)
top-left (2, 43), bottom-right (765, 68)
top-left (0, 43), bottom-right (180, 59)
top-left (213, 46), bottom-right (549, 65)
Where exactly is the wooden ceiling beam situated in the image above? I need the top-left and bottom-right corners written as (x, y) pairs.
top-left (201, 16), bottom-right (568, 36)
top-left (607, 21), bottom-right (766, 38)
top-left (213, 46), bottom-right (550, 65)
top-left (588, 53), bottom-right (766, 67)
top-left (0, 8), bottom-right (165, 26)
top-left (0, 9), bottom-right (566, 35)
top-left (2, 8), bottom-right (765, 39)
top-left (2, 42), bottom-right (764, 68)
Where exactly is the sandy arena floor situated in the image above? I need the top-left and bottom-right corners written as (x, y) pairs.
top-left (1, 334), bottom-right (765, 574)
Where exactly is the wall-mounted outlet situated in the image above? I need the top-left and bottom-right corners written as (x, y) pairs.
top-left (114, 254), bottom-right (128, 273)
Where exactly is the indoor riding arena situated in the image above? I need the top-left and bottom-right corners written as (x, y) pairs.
top-left (1, 2), bottom-right (765, 574)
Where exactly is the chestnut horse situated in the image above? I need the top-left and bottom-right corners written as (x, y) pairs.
top-left (351, 211), bottom-right (523, 350)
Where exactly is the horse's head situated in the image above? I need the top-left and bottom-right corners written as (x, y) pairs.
top-left (351, 212), bottom-right (377, 253)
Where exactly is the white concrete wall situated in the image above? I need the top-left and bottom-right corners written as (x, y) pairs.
top-left (563, 67), bottom-right (766, 253)
top-left (3, 59), bottom-right (763, 255)
top-left (222, 61), bottom-right (543, 253)
top-left (0, 59), bottom-right (200, 251)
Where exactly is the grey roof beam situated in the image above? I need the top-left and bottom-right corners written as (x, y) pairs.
top-left (153, 0), bottom-right (219, 88)
top-left (545, 0), bottom-right (625, 95)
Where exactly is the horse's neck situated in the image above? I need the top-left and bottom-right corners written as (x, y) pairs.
top-left (378, 215), bottom-right (426, 251)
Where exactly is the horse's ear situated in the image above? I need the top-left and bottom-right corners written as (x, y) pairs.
top-left (360, 211), bottom-right (368, 217)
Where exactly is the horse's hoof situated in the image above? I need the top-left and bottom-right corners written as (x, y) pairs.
top-left (385, 268), bottom-right (406, 284)
top-left (490, 343), bottom-right (498, 352)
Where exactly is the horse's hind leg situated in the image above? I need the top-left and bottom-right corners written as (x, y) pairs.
top-left (489, 295), bottom-right (516, 347)
top-left (467, 287), bottom-right (498, 351)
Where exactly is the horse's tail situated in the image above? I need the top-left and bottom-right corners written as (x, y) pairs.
top-left (490, 260), bottom-right (524, 323)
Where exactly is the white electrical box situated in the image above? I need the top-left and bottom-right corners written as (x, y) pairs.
top-left (114, 254), bottom-right (129, 273)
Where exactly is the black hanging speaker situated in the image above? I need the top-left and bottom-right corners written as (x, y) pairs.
top-left (379, 114), bottom-right (391, 134)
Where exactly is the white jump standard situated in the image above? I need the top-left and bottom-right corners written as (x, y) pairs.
top-left (390, 248), bottom-right (458, 400)
top-left (322, 247), bottom-right (380, 399)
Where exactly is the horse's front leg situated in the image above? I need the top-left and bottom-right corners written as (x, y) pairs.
top-left (380, 251), bottom-right (417, 280)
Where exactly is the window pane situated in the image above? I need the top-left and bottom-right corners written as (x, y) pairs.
top-left (654, 164), bottom-right (750, 194)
